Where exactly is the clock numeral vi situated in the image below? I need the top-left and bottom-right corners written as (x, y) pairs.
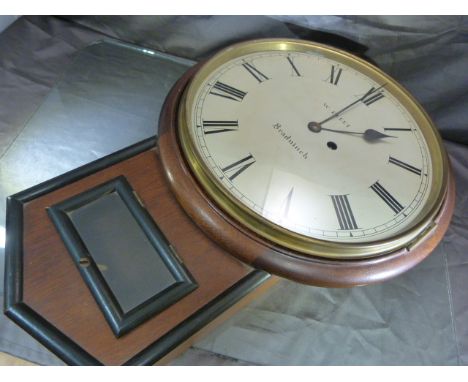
top-left (202, 120), bottom-right (239, 134)
top-left (370, 181), bottom-right (404, 214)
top-left (210, 81), bottom-right (247, 102)
top-left (330, 194), bottom-right (359, 230)
top-left (221, 154), bottom-right (256, 181)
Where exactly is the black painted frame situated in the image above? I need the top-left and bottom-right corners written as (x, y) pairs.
top-left (3, 137), bottom-right (269, 365)
top-left (47, 175), bottom-right (197, 337)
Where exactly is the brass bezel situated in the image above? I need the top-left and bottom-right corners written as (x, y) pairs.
top-left (178, 39), bottom-right (448, 259)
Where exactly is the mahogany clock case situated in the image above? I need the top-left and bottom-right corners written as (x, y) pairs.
top-left (158, 41), bottom-right (456, 288)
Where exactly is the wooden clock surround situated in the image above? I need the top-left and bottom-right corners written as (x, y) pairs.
top-left (158, 63), bottom-right (456, 288)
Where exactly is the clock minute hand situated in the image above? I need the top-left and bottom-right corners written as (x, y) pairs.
top-left (318, 84), bottom-right (387, 126)
top-left (319, 127), bottom-right (396, 141)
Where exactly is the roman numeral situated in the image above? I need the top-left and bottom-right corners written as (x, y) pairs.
top-left (202, 120), bottom-right (239, 134)
top-left (221, 154), bottom-right (256, 181)
top-left (210, 81), bottom-right (247, 102)
top-left (361, 87), bottom-right (385, 106)
top-left (330, 194), bottom-right (358, 230)
top-left (370, 181), bottom-right (404, 214)
top-left (389, 156), bottom-right (422, 176)
top-left (242, 62), bottom-right (269, 83)
top-left (329, 65), bottom-right (342, 85)
top-left (286, 55), bottom-right (301, 77)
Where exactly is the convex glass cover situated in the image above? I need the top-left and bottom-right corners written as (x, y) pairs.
top-left (178, 39), bottom-right (447, 259)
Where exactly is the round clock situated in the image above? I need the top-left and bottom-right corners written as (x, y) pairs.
top-left (158, 38), bottom-right (455, 287)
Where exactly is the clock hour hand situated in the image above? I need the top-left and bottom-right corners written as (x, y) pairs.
top-left (360, 129), bottom-right (396, 141)
top-left (310, 126), bottom-right (396, 142)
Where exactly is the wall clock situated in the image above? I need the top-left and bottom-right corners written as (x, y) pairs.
top-left (4, 37), bottom-right (457, 365)
top-left (159, 38), bottom-right (455, 287)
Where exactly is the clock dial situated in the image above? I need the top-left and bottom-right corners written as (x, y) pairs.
top-left (179, 40), bottom-right (446, 256)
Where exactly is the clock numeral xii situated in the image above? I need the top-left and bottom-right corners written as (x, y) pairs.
top-left (361, 87), bottom-right (385, 106)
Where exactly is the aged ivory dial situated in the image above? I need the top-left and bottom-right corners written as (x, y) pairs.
top-left (179, 39), bottom-right (446, 258)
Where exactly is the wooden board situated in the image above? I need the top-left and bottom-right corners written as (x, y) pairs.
top-left (4, 138), bottom-right (272, 365)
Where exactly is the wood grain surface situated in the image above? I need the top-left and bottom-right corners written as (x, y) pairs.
top-left (22, 148), bottom-right (253, 365)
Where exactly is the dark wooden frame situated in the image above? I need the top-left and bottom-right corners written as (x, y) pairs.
top-left (47, 175), bottom-right (197, 337)
top-left (3, 137), bottom-right (270, 365)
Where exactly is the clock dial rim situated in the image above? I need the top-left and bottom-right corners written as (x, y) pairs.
top-left (178, 38), bottom-right (448, 259)
top-left (157, 60), bottom-right (455, 286)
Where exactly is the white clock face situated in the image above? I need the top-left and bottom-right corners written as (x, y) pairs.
top-left (186, 49), bottom-right (433, 243)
